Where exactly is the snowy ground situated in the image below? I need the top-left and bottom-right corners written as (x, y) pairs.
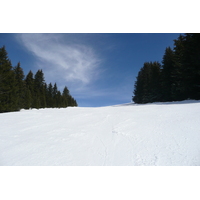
top-left (1, 100), bottom-right (200, 166)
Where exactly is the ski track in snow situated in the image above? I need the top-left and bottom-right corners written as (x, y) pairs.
top-left (1, 100), bottom-right (200, 166)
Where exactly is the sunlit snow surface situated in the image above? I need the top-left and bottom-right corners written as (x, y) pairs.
top-left (1, 100), bottom-right (200, 166)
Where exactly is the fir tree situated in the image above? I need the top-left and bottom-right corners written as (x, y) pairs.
top-left (133, 62), bottom-right (162, 103)
top-left (171, 34), bottom-right (186, 100)
top-left (52, 83), bottom-right (58, 107)
top-left (56, 91), bottom-right (62, 108)
top-left (0, 46), bottom-right (16, 112)
top-left (47, 83), bottom-right (53, 107)
top-left (33, 70), bottom-right (46, 108)
top-left (24, 70), bottom-right (34, 108)
top-left (62, 86), bottom-right (70, 107)
top-left (0, 46), bottom-right (78, 112)
top-left (181, 33), bottom-right (200, 99)
top-left (161, 47), bottom-right (175, 101)
top-left (13, 62), bottom-right (25, 110)
top-left (133, 33), bottom-right (200, 104)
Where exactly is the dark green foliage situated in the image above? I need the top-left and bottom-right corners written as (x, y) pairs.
top-left (133, 62), bottom-right (162, 103)
top-left (133, 33), bottom-right (200, 104)
top-left (52, 83), bottom-right (58, 107)
top-left (24, 70), bottom-right (34, 108)
top-left (46, 83), bottom-right (54, 108)
top-left (161, 47), bottom-right (175, 101)
top-left (171, 34), bottom-right (186, 100)
top-left (181, 34), bottom-right (200, 99)
top-left (62, 86), bottom-right (69, 107)
top-left (13, 62), bottom-right (25, 110)
top-left (170, 33), bottom-right (200, 100)
top-left (0, 46), bottom-right (78, 113)
top-left (0, 46), bottom-right (16, 112)
top-left (33, 70), bottom-right (46, 108)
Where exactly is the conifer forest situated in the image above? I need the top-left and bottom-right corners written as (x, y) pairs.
top-left (133, 33), bottom-right (200, 103)
top-left (0, 46), bottom-right (77, 113)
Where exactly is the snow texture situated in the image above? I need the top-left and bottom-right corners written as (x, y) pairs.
top-left (1, 100), bottom-right (200, 166)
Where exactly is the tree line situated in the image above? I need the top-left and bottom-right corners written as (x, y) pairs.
top-left (133, 33), bottom-right (200, 103)
top-left (0, 46), bottom-right (77, 113)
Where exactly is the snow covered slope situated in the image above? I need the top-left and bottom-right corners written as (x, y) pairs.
top-left (1, 100), bottom-right (200, 166)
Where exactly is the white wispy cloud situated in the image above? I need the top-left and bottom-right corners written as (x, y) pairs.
top-left (16, 33), bottom-right (101, 87)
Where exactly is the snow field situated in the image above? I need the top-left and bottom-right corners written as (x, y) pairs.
top-left (1, 100), bottom-right (200, 166)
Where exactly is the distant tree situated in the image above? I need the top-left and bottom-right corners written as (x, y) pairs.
top-left (52, 83), bottom-right (58, 107)
top-left (46, 83), bottom-right (53, 107)
top-left (70, 96), bottom-right (78, 107)
top-left (56, 91), bottom-right (62, 108)
top-left (62, 86), bottom-right (69, 107)
top-left (52, 83), bottom-right (58, 97)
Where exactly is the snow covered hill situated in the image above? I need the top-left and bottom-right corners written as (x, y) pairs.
top-left (1, 100), bottom-right (200, 166)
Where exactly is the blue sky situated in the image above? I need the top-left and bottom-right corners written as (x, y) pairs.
top-left (0, 33), bottom-right (181, 107)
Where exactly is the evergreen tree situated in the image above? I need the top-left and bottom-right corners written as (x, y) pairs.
top-left (148, 62), bottom-right (162, 102)
top-left (24, 87), bottom-right (32, 109)
top-left (44, 83), bottom-right (48, 107)
top-left (33, 70), bottom-right (46, 108)
top-left (161, 47), bottom-right (175, 101)
top-left (170, 33), bottom-right (200, 100)
top-left (52, 83), bottom-right (58, 107)
top-left (0, 46), bottom-right (78, 112)
top-left (133, 67), bottom-right (146, 103)
top-left (56, 91), bottom-right (62, 108)
top-left (13, 62), bottom-right (25, 110)
top-left (0, 46), bottom-right (16, 112)
top-left (171, 34), bottom-right (186, 100)
top-left (24, 70), bottom-right (34, 108)
top-left (133, 33), bottom-right (200, 104)
top-left (133, 62), bottom-right (162, 103)
top-left (181, 33), bottom-right (200, 99)
top-left (62, 86), bottom-right (69, 107)
top-left (46, 83), bottom-right (53, 107)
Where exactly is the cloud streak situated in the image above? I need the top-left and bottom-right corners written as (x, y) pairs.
top-left (16, 34), bottom-right (101, 87)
